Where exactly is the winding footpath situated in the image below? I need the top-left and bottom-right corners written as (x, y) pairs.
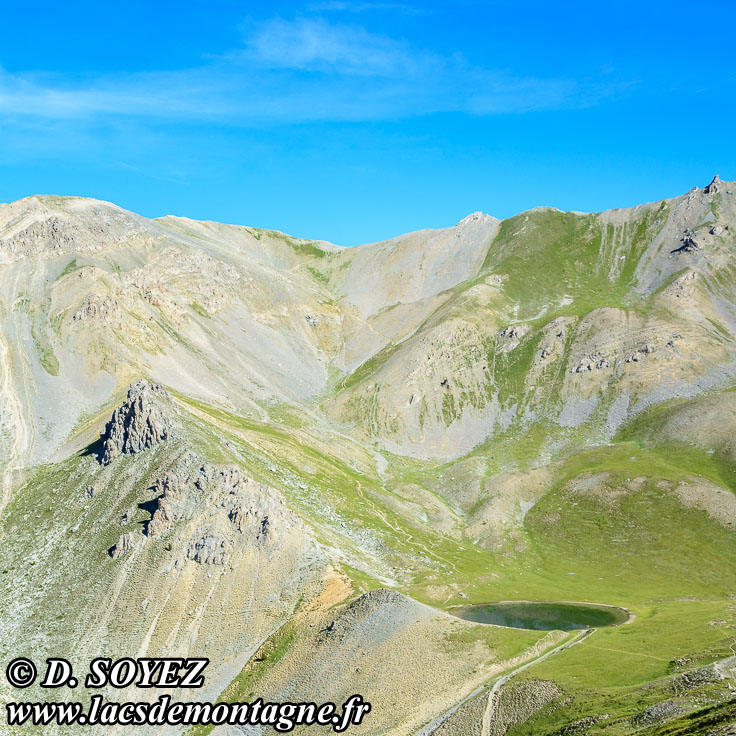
top-left (416, 627), bottom-right (595, 736)
top-left (479, 628), bottom-right (595, 736)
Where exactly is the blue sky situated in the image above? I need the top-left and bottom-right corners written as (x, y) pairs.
top-left (1, 0), bottom-right (734, 245)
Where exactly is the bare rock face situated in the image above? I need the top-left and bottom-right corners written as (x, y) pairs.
top-left (99, 380), bottom-right (174, 465)
top-left (146, 459), bottom-right (253, 539)
top-left (186, 534), bottom-right (228, 565)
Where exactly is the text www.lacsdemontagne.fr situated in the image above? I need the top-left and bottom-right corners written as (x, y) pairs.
top-left (6, 694), bottom-right (371, 732)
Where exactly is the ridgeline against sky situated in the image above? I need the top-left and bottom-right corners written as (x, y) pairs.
top-left (0, 0), bottom-right (734, 245)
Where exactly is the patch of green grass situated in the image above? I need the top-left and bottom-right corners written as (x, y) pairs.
top-left (616, 396), bottom-right (736, 491)
top-left (529, 600), bottom-right (734, 689)
top-left (57, 257), bottom-right (79, 279)
top-left (479, 208), bottom-right (658, 320)
top-left (339, 341), bottom-right (400, 390)
top-left (191, 302), bottom-right (211, 319)
top-left (266, 402), bottom-right (307, 429)
top-left (443, 620), bottom-right (547, 660)
top-left (291, 241), bottom-right (327, 259)
top-left (31, 324), bottom-right (59, 376)
top-left (508, 600), bottom-right (736, 734)
top-left (519, 446), bottom-right (736, 603)
top-left (306, 264), bottom-right (329, 283)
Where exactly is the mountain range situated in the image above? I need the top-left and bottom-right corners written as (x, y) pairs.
top-left (1, 177), bottom-right (735, 734)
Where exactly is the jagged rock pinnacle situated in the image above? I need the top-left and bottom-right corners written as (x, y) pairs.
top-left (705, 174), bottom-right (723, 194)
top-left (98, 379), bottom-right (174, 465)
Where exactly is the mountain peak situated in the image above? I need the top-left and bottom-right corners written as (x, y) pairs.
top-left (0, 195), bottom-right (148, 264)
top-left (458, 211), bottom-right (496, 226)
top-left (705, 174), bottom-right (724, 194)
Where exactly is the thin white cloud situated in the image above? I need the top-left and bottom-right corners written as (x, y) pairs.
top-left (306, 1), bottom-right (423, 13)
top-left (0, 18), bottom-right (623, 127)
top-left (242, 17), bottom-right (425, 77)
top-left (0, 67), bottom-right (215, 119)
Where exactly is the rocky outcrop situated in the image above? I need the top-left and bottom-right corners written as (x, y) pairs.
top-left (625, 343), bottom-right (655, 363)
top-left (146, 457), bottom-right (203, 537)
top-left (571, 352), bottom-right (610, 373)
top-left (671, 233), bottom-right (701, 254)
top-left (186, 534), bottom-right (228, 565)
top-left (498, 324), bottom-right (530, 352)
top-left (110, 531), bottom-right (136, 559)
top-left (705, 174), bottom-right (724, 195)
top-left (663, 270), bottom-right (698, 300)
top-left (98, 380), bottom-right (175, 465)
top-left (0, 214), bottom-right (105, 261)
top-left (128, 454), bottom-right (298, 572)
top-left (0, 197), bottom-right (149, 263)
top-left (72, 294), bottom-right (121, 325)
top-left (671, 662), bottom-right (722, 692)
top-left (631, 699), bottom-right (687, 726)
top-left (146, 457), bottom-right (280, 545)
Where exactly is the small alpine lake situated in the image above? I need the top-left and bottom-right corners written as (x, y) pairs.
top-left (450, 601), bottom-right (631, 631)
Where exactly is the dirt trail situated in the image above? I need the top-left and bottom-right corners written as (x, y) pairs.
top-left (480, 628), bottom-right (595, 736)
top-left (416, 629), bottom-right (571, 735)
top-left (355, 481), bottom-right (460, 573)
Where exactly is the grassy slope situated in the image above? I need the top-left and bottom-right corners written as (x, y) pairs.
top-left (329, 206), bottom-right (665, 447)
top-left (168, 385), bottom-right (736, 734)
